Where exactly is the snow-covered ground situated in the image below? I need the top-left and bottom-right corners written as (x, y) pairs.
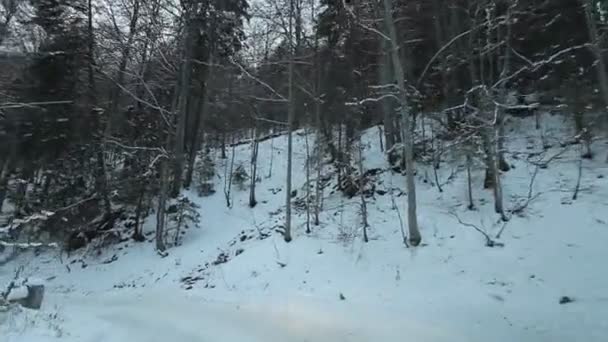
top-left (2, 113), bottom-right (608, 341)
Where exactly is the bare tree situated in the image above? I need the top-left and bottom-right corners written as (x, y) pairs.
top-left (304, 126), bottom-right (311, 233)
top-left (87, 0), bottom-right (112, 215)
top-left (283, 0), bottom-right (296, 243)
top-left (381, 0), bottom-right (421, 246)
top-left (249, 124), bottom-right (260, 208)
top-left (172, 10), bottom-right (195, 197)
top-left (466, 153), bottom-right (475, 210)
top-left (357, 136), bottom-right (369, 243)
top-left (581, 0), bottom-right (608, 113)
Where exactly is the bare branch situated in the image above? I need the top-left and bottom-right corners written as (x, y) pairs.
top-left (0, 101), bottom-right (73, 110)
top-left (449, 211), bottom-right (504, 248)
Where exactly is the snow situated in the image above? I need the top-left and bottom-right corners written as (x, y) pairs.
top-left (5, 286), bottom-right (27, 301)
top-left (1, 113), bottom-right (608, 341)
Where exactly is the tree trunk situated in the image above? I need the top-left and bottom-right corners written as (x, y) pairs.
top-left (358, 136), bottom-right (369, 243)
top-left (185, 56), bottom-right (213, 189)
top-left (497, 4), bottom-right (512, 172)
top-left (582, 0), bottom-right (608, 112)
top-left (171, 15), bottom-right (195, 197)
top-left (432, 0), bottom-right (454, 129)
top-left (249, 126), bottom-right (259, 208)
top-left (267, 129), bottom-right (274, 178)
top-left (382, 0), bottom-right (421, 246)
top-left (304, 127), bottom-right (311, 234)
top-left (313, 14), bottom-right (323, 226)
top-left (133, 181), bottom-right (146, 242)
top-left (466, 153), bottom-right (475, 210)
top-left (284, 0), bottom-right (295, 243)
top-left (156, 158), bottom-right (168, 252)
top-left (224, 139), bottom-right (236, 208)
top-left (482, 116), bottom-right (507, 220)
top-left (87, 0), bottom-right (111, 215)
top-left (106, 0), bottom-right (140, 135)
top-left (379, 39), bottom-right (397, 150)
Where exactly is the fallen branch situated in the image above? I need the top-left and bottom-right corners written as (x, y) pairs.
top-left (511, 165), bottom-right (541, 216)
top-left (495, 221), bottom-right (510, 239)
top-left (573, 146), bottom-right (583, 200)
top-left (0, 100), bottom-right (73, 110)
top-left (449, 212), bottom-right (504, 248)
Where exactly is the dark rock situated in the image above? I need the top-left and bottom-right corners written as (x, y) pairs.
top-left (559, 296), bottom-right (574, 305)
top-left (17, 285), bottom-right (45, 310)
top-left (212, 252), bottom-right (229, 265)
top-left (339, 293), bottom-right (346, 301)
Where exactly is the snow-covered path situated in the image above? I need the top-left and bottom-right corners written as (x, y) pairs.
top-left (5, 290), bottom-right (463, 342)
top-left (7, 283), bottom-right (606, 342)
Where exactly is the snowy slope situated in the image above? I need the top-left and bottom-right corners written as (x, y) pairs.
top-left (1, 113), bottom-right (608, 341)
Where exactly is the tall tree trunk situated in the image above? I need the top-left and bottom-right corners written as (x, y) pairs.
top-left (357, 136), bottom-right (369, 243)
top-left (582, 0), bottom-right (608, 112)
top-left (496, 4), bottom-right (512, 172)
top-left (432, 0), bottom-right (454, 129)
top-left (133, 182), bottom-right (146, 242)
top-left (249, 126), bottom-right (259, 208)
top-left (466, 153), bottom-right (475, 210)
top-left (185, 55), bottom-right (214, 188)
top-left (382, 0), bottom-right (421, 246)
top-left (88, 0), bottom-right (111, 215)
top-left (156, 158), bottom-right (168, 252)
top-left (106, 0), bottom-right (140, 135)
top-left (221, 131), bottom-right (227, 159)
top-left (171, 15), bottom-right (195, 197)
top-left (267, 129), bottom-right (274, 178)
top-left (284, 0), bottom-right (295, 243)
top-left (379, 39), bottom-right (397, 149)
top-left (304, 127), bottom-right (311, 234)
top-left (481, 97), bottom-right (507, 220)
top-left (312, 3), bottom-right (323, 226)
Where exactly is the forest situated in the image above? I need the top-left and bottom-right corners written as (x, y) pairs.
top-left (1, 1), bottom-right (608, 340)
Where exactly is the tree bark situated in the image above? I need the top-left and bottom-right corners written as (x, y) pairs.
top-left (496, 4), bottom-right (512, 172)
top-left (358, 136), bottom-right (369, 243)
top-left (382, 0), bottom-right (421, 246)
top-left (156, 158), bottom-right (168, 252)
top-left (87, 0), bottom-right (111, 215)
top-left (304, 127), bottom-right (311, 234)
top-left (185, 55), bottom-right (213, 189)
top-left (249, 126), bottom-right (259, 208)
top-left (582, 0), bottom-right (608, 112)
top-left (432, 0), bottom-right (454, 129)
top-left (466, 153), bottom-right (475, 210)
top-left (106, 0), bottom-right (140, 135)
top-left (171, 14), bottom-right (195, 197)
top-left (379, 39), bottom-right (397, 149)
top-left (284, 0), bottom-right (295, 243)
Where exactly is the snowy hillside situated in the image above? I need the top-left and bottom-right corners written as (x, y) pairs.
top-left (2, 113), bottom-right (608, 342)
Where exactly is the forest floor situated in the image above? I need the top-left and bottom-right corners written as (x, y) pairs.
top-left (1, 113), bottom-right (608, 341)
